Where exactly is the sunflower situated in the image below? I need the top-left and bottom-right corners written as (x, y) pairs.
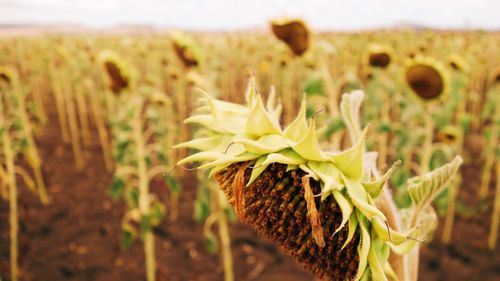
top-left (447, 53), bottom-right (469, 73)
top-left (365, 44), bottom-right (394, 69)
top-left (491, 66), bottom-right (500, 86)
top-left (97, 50), bottom-right (132, 95)
top-left (170, 31), bottom-right (201, 68)
top-left (405, 56), bottom-right (448, 102)
top-left (271, 18), bottom-right (310, 56)
top-left (437, 126), bottom-right (462, 145)
top-left (174, 80), bottom-right (452, 281)
top-left (0, 66), bottom-right (15, 86)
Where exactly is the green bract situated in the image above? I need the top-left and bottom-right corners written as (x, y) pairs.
top-left (176, 79), bottom-right (459, 280)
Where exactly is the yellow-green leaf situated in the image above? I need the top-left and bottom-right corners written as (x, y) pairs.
top-left (292, 119), bottom-right (327, 161)
top-left (328, 126), bottom-right (368, 180)
top-left (245, 94), bottom-right (282, 137)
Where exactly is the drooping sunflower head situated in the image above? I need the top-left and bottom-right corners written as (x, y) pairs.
top-left (437, 126), bottom-right (462, 145)
top-left (174, 78), bottom-right (459, 281)
top-left (405, 56), bottom-right (448, 102)
top-left (447, 53), bottom-right (469, 73)
top-left (170, 31), bottom-right (201, 68)
top-left (0, 66), bottom-right (15, 86)
top-left (97, 50), bottom-right (132, 95)
top-left (271, 18), bottom-right (310, 56)
top-left (365, 44), bottom-right (394, 69)
top-left (491, 66), bottom-right (500, 86)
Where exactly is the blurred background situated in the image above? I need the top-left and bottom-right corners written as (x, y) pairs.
top-left (0, 1), bottom-right (499, 281)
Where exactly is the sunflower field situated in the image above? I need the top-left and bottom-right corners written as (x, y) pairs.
top-left (0, 19), bottom-right (499, 281)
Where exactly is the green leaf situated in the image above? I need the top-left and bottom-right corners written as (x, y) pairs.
top-left (407, 156), bottom-right (463, 209)
top-left (292, 119), bottom-right (327, 161)
top-left (164, 174), bottom-right (182, 194)
top-left (308, 161), bottom-right (343, 195)
top-left (246, 156), bottom-right (268, 186)
top-left (354, 211), bottom-right (371, 281)
top-left (341, 213), bottom-right (358, 251)
top-left (245, 94), bottom-right (282, 137)
top-left (193, 185), bottom-right (211, 222)
top-left (368, 237), bottom-right (388, 281)
top-left (204, 230), bottom-right (218, 254)
top-left (284, 96), bottom-right (308, 142)
top-left (324, 116), bottom-right (345, 138)
top-left (343, 175), bottom-right (385, 220)
top-left (233, 134), bottom-right (288, 154)
top-left (304, 78), bottom-right (325, 97)
top-left (261, 149), bottom-right (305, 167)
top-left (120, 228), bottom-right (137, 250)
top-left (332, 189), bottom-right (353, 236)
top-left (109, 177), bottom-right (126, 200)
top-left (150, 201), bottom-right (166, 226)
top-left (174, 135), bottom-right (228, 151)
top-left (328, 126), bottom-right (368, 180)
top-left (362, 160), bottom-right (401, 199)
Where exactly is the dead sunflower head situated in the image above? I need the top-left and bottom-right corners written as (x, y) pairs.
top-left (366, 44), bottom-right (393, 69)
top-left (97, 50), bottom-right (132, 95)
top-left (405, 56), bottom-right (448, 102)
top-left (271, 18), bottom-right (310, 56)
top-left (447, 53), bottom-right (469, 73)
top-left (170, 32), bottom-right (201, 68)
top-left (174, 79), bottom-right (463, 281)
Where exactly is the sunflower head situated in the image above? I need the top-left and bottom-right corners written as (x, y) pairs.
top-left (97, 50), bottom-right (132, 95)
top-left (437, 126), bottom-right (462, 145)
top-left (0, 66), bottom-right (15, 86)
top-left (491, 66), bottom-right (500, 86)
top-left (271, 18), bottom-right (310, 56)
top-left (405, 56), bottom-right (448, 102)
top-left (170, 32), bottom-right (201, 68)
top-left (447, 53), bottom-right (469, 73)
top-left (366, 44), bottom-right (394, 69)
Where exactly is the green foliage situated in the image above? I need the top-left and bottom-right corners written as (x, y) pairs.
top-left (193, 185), bottom-right (211, 223)
top-left (109, 177), bottom-right (126, 200)
top-left (120, 229), bottom-right (137, 250)
top-left (163, 174), bottom-right (182, 194)
top-left (303, 78), bottom-right (324, 97)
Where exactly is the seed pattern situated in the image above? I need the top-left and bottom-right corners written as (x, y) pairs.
top-left (215, 162), bottom-right (360, 280)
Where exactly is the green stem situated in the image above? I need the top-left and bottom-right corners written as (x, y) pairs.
top-left (133, 108), bottom-right (155, 281)
top-left (442, 176), bottom-right (460, 244)
top-left (215, 189), bottom-right (234, 281)
top-left (479, 104), bottom-right (499, 199)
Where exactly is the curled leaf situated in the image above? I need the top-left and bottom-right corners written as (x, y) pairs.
top-left (302, 175), bottom-right (325, 248)
top-left (232, 162), bottom-right (249, 221)
top-left (341, 90), bottom-right (364, 143)
top-left (407, 156), bottom-right (463, 209)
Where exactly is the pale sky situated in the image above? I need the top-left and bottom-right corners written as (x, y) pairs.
top-left (0, 0), bottom-right (499, 30)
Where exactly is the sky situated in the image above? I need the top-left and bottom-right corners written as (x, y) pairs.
top-left (0, 0), bottom-right (499, 31)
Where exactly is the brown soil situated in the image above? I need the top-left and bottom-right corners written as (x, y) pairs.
top-left (0, 104), bottom-right (499, 281)
top-left (0, 104), bottom-right (315, 281)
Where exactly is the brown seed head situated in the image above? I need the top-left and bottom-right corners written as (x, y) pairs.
top-left (271, 19), bottom-right (310, 56)
top-left (405, 60), bottom-right (446, 101)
